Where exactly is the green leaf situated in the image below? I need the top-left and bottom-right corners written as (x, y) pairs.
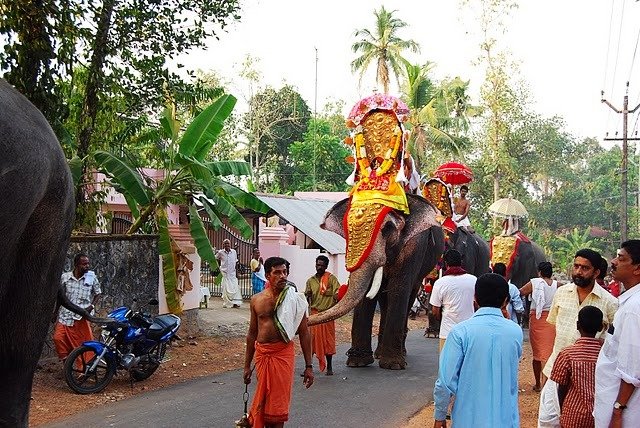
top-left (157, 208), bottom-right (181, 314)
top-left (95, 151), bottom-right (151, 206)
top-left (204, 189), bottom-right (254, 239)
top-left (215, 180), bottom-right (270, 212)
top-left (206, 160), bottom-right (252, 177)
top-left (159, 105), bottom-right (180, 141)
top-left (188, 205), bottom-right (216, 265)
top-left (67, 156), bottom-right (83, 187)
top-left (198, 196), bottom-right (223, 230)
top-left (179, 94), bottom-right (236, 161)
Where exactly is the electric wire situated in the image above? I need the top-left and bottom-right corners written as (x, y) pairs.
top-left (609, 0), bottom-right (626, 97)
top-left (603, 0), bottom-right (618, 136)
top-left (628, 25), bottom-right (640, 83)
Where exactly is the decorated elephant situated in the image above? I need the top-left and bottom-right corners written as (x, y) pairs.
top-left (490, 221), bottom-right (547, 288)
top-left (447, 227), bottom-right (491, 277)
top-left (0, 79), bottom-right (76, 426)
top-left (309, 194), bottom-right (444, 369)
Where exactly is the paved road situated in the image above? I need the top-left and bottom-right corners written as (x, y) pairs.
top-left (44, 330), bottom-right (439, 428)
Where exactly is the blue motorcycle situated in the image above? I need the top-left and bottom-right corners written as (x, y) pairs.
top-left (63, 300), bottom-right (181, 394)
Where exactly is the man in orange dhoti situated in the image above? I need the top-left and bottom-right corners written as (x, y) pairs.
top-left (244, 257), bottom-right (314, 428)
top-left (53, 253), bottom-right (101, 360)
top-left (305, 255), bottom-right (340, 375)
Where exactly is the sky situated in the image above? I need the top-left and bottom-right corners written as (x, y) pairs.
top-left (175, 0), bottom-right (640, 146)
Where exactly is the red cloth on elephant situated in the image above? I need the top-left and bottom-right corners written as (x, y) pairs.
top-left (310, 308), bottom-right (336, 372)
top-left (53, 319), bottom-right (94, 359)
top-left (249, 340), bottom-right (295, 427)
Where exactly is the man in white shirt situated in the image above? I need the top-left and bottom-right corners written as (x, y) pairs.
top-left (594, 239), bottom-right (640, 427)
top-left (216, 239), bottom-right (243, 308)
top-left (429, 249), bottom-right (477, 351)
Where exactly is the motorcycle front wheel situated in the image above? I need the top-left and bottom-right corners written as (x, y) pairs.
top-left (64, 345), bottom-right (115, 394)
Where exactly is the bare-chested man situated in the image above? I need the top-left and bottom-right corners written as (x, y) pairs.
top-left (243, 256), bottom-right (314, 428)
top-left (453, 185), bottom-right (471, 228)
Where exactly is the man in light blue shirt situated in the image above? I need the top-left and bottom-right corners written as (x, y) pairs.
top-left (433, 273), bottom-right (523, 428)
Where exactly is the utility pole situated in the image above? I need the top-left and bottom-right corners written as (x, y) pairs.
top-left (313, 47), bottom-right (318, 191)
top-left (602, 82), bottom-right (640, 243)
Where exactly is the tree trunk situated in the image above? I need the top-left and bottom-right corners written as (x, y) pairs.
top-left (74, 0), bottom-right (116, 226)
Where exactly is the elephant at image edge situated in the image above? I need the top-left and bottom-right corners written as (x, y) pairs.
top-left (448, 227), bottom-right (491, 277)
top-left (308, 194), bottom-right (445, 370)
top-left (0, 79), bottom-right (75, 427)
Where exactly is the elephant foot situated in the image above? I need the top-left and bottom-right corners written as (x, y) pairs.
top-left (378, 355), bottom-right (407, 370)
top-left (346, 348), bottom-right (374, 367)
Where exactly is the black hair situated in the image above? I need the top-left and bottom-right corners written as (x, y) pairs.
top-left (460, 185), bottom-right (469, 191)
top-left (621, 239), bottom-right (640, 264)
top-left (575, 249), bottom-right (603, 273)
top-left (444, 249), bottom-right (462, 267)
top-left (316, 255), bottom-right (329, 266)
top-left (538, 261), bottom-right (553, 278)
top-left (492, 262), bottom-right (507, 277)
top-left (577, 305), bottom-right (604, 337)
top-left (74, 253), bottom-right (88, 265)
top-left (598, 257), bottom-right (608, 280)
top-left (264, 256), bottom-right (288, 275)
top-left (475, 273), bottom-right (509, 308)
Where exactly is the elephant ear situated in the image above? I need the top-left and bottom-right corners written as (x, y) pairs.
top-left (321, 198), bottom-right (349, 238)
top-left (381, 210), bottom-right (406, 247)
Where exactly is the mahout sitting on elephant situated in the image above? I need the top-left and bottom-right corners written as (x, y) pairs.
top-left (307, 94), bottom-right (444, 370)
top-left (0, 79), bottom-right (83, 427)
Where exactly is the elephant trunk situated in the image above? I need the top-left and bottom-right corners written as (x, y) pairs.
top-left (307, 265), bottom-right (382, 326)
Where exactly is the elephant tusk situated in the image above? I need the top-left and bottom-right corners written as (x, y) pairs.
top-left (366, 266), bottom-right (384, 299)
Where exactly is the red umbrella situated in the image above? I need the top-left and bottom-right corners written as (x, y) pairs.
top-left (433, 162), bottom-right (473, 185)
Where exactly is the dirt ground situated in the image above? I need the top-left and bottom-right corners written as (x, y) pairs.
top-left (29, 311), bottom-right (539, 427)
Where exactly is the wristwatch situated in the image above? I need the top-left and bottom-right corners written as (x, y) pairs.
top-left (613, 401), bottom-right (627, 410)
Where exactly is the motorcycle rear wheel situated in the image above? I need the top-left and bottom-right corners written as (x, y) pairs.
top-left (130, 342), bottom-right (166, 381)
top-left (64, 345), bottom-right (115, 394)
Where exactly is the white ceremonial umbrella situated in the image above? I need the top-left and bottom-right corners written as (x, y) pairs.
top-left (487, 196), bottom-right (529, 219)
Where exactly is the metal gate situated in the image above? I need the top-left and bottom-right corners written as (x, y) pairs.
top-left (111, 212), bottom-right (133, 234)
top-left (200, 219), bottom-right (258, 299)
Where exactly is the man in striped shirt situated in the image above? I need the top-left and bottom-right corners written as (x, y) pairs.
top-left (550, 305), bottom-right (604, 428)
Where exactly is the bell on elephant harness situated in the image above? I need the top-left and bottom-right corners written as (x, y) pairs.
top-left (235, 383), bottom-right (251, 427)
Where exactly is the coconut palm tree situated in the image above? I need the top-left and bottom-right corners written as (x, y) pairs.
top-left (351, 6), bottom-right (420, 94)
top-left (400, 60), bottom-right (481, 169)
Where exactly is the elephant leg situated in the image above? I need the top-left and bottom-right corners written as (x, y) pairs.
top-left (346, 297), bottom-right (377, 367)
top-left (378, 277), bottom-right (416, 370)
top-left (374, 290), bottom-right (388, 359)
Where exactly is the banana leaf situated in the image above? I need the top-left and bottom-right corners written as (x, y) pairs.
top-left (204, 189), bottom-right (253, 239)
top-left (197, 196), bottom-right (223, 230)
top-left (156, 207), bottom-right (181, 314)
top-left (188, 205), bottom-right (217, 268)
top-left (214, 180), bottom-right (270, 212)
top-left (95, 150), bottom-right (151, 206)
top-left (206, 160), bottom-right (252, 177)
top-left (179, 94), bottom-right (236, 161)
top-left (67, 156), bottom-right (83, 187)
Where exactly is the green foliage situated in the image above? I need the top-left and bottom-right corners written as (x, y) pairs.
top-left (96, 94), bottom-right (269, 313)
top-left (351, 6), bottom-right (420, 94)
top-left (244, 85), bottom-right (311, 191)
top-left (555, 228), bottom-right (598, 274)
top-left (289, 118), bottom-right (352, 192)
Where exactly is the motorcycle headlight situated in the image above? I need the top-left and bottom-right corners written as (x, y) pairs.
top-left (100, 329), bottom-right (111, 342)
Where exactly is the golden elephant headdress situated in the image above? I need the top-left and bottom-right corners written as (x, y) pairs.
top-left (342, 94), bottom-right (411, 271)
top-left (343, 94), bottom-right (411, 215)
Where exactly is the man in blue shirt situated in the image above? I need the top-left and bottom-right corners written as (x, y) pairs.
top-left (433, 273), bottom-right (523, 428)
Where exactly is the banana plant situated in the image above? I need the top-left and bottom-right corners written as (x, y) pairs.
top-left (95, 94), bottom-right (269, 313)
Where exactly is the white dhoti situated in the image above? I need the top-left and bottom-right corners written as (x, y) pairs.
top-left (537, 379), bottom-right (560, 428)
top-left (221, 274), bottom-right (243, 308)
top-left (452, 213), bottom-right (470, 227)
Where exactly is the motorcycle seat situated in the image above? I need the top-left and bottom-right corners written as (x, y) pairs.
top-left (147, 314), bottom-right (179, 340)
